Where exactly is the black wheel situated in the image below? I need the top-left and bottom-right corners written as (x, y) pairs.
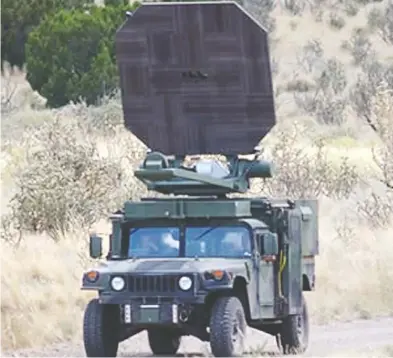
top-left (209, 296), bottom-right (247, 357)
top-left (147, 328), bottom-right (181, 356)
top-left (276, 294), bottom-right (309, 355)
top-left (83, 298), bottom-right (120, 357)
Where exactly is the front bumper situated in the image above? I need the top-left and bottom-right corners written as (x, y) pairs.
top-left (118, 300), bottom-right (201, 325)
top-left (98, 291), bottom-right (207, 304)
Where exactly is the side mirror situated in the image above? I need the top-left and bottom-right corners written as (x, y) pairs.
top-left (89, 234), bottom-right (103, 259)
top-left (257, 232), bottom-right (278, 256)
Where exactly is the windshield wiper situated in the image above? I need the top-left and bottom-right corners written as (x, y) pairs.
top-left (191, 224), bottom-right (226, 241)
top-left (130, 228), bottom-right (140, 235)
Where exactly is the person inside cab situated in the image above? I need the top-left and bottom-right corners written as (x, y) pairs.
top-left (129, 231), bottom-right (159, 257)
top-left (129, 228), bottom-right (179, 257)
top-left (221, 230), bottom-right (251, 257)
top-left (160, 230), bottom-right (180, 256)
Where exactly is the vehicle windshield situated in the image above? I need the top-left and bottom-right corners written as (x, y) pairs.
top-left (185, 226), bottom-right (252, 258)
top-left (127, 225), bottom-right (252, 258)
top-left (127, 227), bottom-right (180, 258)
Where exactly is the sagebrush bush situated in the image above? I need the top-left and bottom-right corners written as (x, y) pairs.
top-left (370, 82), bottom-right (393, 187)
top-left (3, 114), bottom-right (146, 241)
top-left (342, 27), bottom-right (374, 65)
top-left (297, 39), bottom-right (324, 73)
top-left (349, 60), bottom-right (393, 131)
top-left (281, 0), bottom-right (307, 15)
top-left (328, 12), bottom-right (346, 30)
top-left (344, 1), bottom-right (359, 17)
top-left (367, 2), bottom-right (393, 44)
top-left (357, 82), bottom-right (393, 228)
top-left (58, 90), bottom-right (124, 136)
top-left (251, 122), bottom-right (359, 199)
top-left (294, 56), bottom-right (348, 125)
top-left (243, 0), bottom-right (276, 32)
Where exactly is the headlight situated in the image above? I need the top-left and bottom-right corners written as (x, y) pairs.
top-left (85, 270), bottom-right (99, 282)
top-left (178, 276), bottom-right (192, 291)
top-left (204, 270), bottom-right (226, 281)
top-left (111, 276), bottom-right (125, 291)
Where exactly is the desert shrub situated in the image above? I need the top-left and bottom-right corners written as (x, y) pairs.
top-left (367, 2), bottom-right (393, 44)
top-left (379, 3), bottom-right (393, 44)
top-left (281, 0), bottom-right (307, 15)
top-left (297, 39), bottom-right (324, 73)
top-left (243, 0), bottom-right (276, 32)
top-left (285, 78), bottom-right (314, 92)
top-left (367, 6), bottom-right (384, 30)
top-left (251, 123), bottom-right (359, 200)
top-left (3, 115), bottom-right (145, 241)
top-left (344, 1), bottom-right (359, 17)
top-left (370, 83), bottom-right (393, 189)
top-left (357, 192), bottom-right (393, 229)
top-left (294, 56), bottom-right (348, 125)
top-left (25, 2), bottom-right (140, 108)
top-left (356, 82), bottom-right (393, 228)
top-left (1, 0), bottom-right (94, 71)
top-left (306, 0), bottom-right (369, 22)
top-left (56, 90), bottom-right (125, 136)
top-left (328, 12), bottom-right (346, 30)
top-left (349, 60), bottom-right (393, 130)
top-left (341, 27), bottom-right (374, 65)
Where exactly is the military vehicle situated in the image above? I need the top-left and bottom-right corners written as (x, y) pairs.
top-left (81, 1), bottom-right (319, 357)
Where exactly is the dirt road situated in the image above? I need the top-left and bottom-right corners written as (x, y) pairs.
top-left (4, 317), bottom-right (393, 357)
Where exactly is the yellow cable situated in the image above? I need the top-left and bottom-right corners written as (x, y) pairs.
top-left (278, 250), bottom-right (287, 297)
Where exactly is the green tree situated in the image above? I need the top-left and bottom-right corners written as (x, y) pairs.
top-left (1, 0), bottom-right (93, 71)
top-left (25, 2), bottom-right (140, 108)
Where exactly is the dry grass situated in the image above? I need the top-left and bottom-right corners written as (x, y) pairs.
top-left (329, 345), bottom-right (393, 357)
top-left (1, 0), bottom-right (393, 353)
top-left (1, 234), bottom-right (95, 349)
top-left (308, 197), bottom-right (393, 323)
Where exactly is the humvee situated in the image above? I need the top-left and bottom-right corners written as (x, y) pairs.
top-left (81, 2), bottom-right (319, 357)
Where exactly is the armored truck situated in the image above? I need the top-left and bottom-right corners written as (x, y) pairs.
top-left (81, 2), bottom-right (319, 357)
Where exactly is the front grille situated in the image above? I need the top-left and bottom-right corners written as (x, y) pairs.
top-left (128, 275), bottom-right (180, 294)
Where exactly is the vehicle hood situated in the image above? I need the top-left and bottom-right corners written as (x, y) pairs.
top-left (95, 257), bottom-right (248, 275)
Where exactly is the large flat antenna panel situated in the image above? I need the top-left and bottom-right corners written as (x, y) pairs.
top-left (115, 1), bottom-right (276, 156)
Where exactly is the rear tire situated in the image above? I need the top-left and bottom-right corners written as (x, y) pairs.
top-left (148, 328), bottom-right (181, 355)
top-left (210, 296), bottom-right (247, 357)
top-left (276, 293), bottom-right (309, 355)
top-left (83, 298), bottom-right (120, 357)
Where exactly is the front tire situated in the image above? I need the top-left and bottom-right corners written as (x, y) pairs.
top-left (276, 293), bottom-right (309, 355)
top-left (210, 296), bottom-right (247, 357)
top-left (83, 298), bottom-right (120, 357)
top-left (147, 328), bottom-right (181, 355)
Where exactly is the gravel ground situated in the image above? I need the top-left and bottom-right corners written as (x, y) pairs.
top-left (3, 317), bottom-right (393, 357)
